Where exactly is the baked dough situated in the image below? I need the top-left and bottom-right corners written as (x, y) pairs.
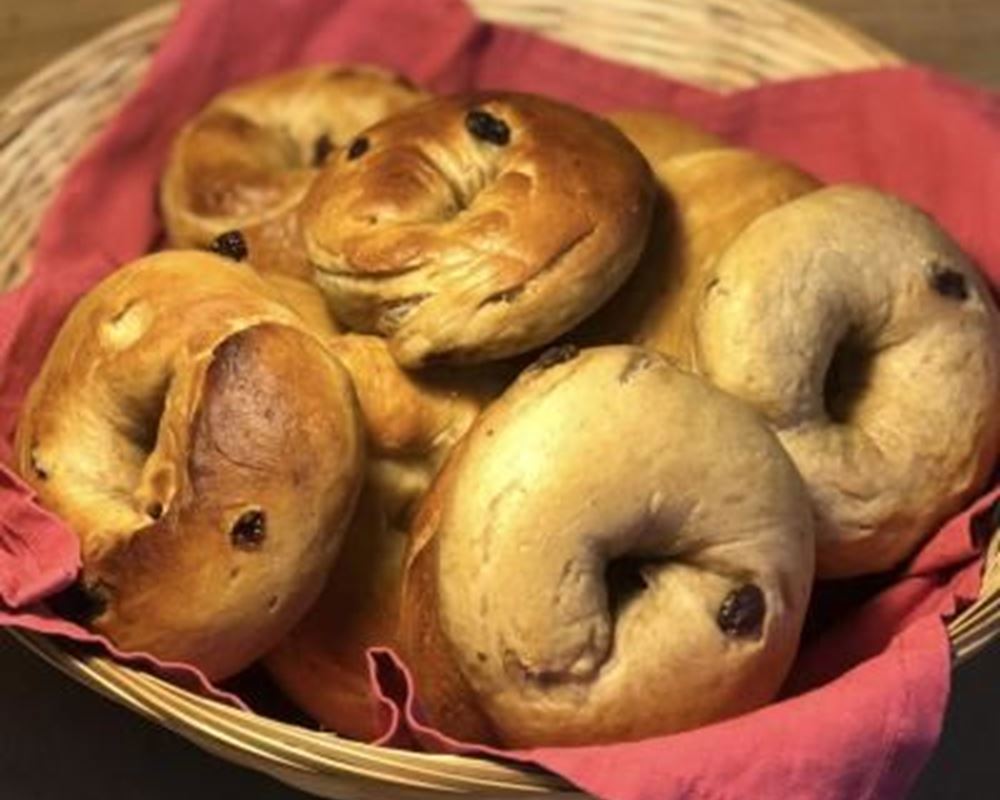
top-left (264, 334), bottom-right (506, 739)
top-left (696, 185), bottom-right (1000, 576)
top-left (160, 65), bottom-right (427, 252)
top-left (16, 251), bottom-right (365, 678)
top-left (300, 92), bottom-right (655, 366)
top-left (400, 345), bottom-right (814, 746)
top-left (577, 148), bottom-right (819, 363)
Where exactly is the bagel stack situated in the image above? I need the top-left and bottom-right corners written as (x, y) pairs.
top-left (17, 66), bottom-right (1000, 751)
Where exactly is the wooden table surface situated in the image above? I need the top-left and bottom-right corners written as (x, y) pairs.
top-left (1, 2), bottom-right (999, 800)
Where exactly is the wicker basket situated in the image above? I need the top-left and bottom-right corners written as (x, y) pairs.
top-left (1, 2), bottom-right (997, 798)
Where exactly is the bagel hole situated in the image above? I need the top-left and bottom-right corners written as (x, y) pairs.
top-left (114, 374), bottom-right (172, 506)
top-left (605, 556), bottom-right (663, 618)
top-left (122, 375), bottom-right (171, 457)
top-left (823, 336), bottom-right (874, 424)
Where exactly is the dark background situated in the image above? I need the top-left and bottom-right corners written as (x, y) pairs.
top-left (1, 631), bottom-right (999, 799)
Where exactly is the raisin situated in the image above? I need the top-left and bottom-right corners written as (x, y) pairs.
top-left (465, 109), bottom-right (510, 146)
top-left (312, 133), bottom-right (334, 166)
top-left (929, 266), bottom-right (968, 301)
top-left (717, 584), bottom-right (766, 639)
top-left (347, 137), bottom-right (370, 160)
top-left (231, 509), bottom-right (267, 550)
top-left (209, 230), bottom-right (248, 262)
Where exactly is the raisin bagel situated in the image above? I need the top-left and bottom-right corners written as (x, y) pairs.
top-left (696, 185), bottom-right (1000, 576)
top-left (16, 252), bottom-right (365, 678)
top-left (399, 345), bottom-right (815, 747)
top-left (160, 65), bottom-right (428, 254)
top-left (300, 92), bottom-right (655, 367)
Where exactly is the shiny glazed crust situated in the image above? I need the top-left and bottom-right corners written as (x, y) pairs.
top-left (301, 91), bottom-right (656, 366)
top-left (160, 65), bottom-right (428, 251)
top-left (15, 251), bottom-right (365, 678)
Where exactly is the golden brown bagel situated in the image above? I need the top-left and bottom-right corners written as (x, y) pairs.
top-left (607, 110), bottom-right (724, 164)
top-left (264, 334), bottom-right (505, 739)
top-left (300, 91), bottom-right (655, 367)
top-left (400, 345), bottom-right (815, 747)
top-left (262, 481), bottom-right (406, 741)
top-left (577, 148), bottom-right (820, 362)
top-left (696, 185), bottom-right (1000, 577)
top-left (160, 65), bottom-right (428, 252)
top-left (16, 252), bottom-right (365, 679)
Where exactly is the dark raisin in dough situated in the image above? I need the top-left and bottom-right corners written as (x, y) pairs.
top-left (347, 137), bottom-right (369, 160)
top-left (231, 509), bottom-right (267, 550)
top-left (465, 109), bottom-right (511, 146)
top-left (717, 584), bottom-right (766, 639)
top-left (209, 230), bottom-right (248, 262)
top-left (929, 267), bottom-right (968, 301)
top-left (312, 133), bottom-right (334, 166)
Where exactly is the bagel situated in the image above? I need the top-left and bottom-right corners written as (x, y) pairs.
top-left (160, 65), bottom-right (428, 254)
top-left (607, 110), bottom-right (724, 164)
top-left (325, 333), bottom-right (504, 519)
top-left (16, 252), bottom-right (365, 678)
top-left (577, 148), bottom-right (820, 362)
top-left (264, 334), bottom-right (505, 738)
top-left (262, 481), bottom-right (406, 741)
top-left (300, 91), bottom-right (655, 367)
top-left (399, 345), bottom-right (815, 747)
top-left (695, 185), bottom-right (1000, 577)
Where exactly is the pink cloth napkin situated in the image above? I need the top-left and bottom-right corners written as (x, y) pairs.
top-left (2, 0), bottom-right (999, 797)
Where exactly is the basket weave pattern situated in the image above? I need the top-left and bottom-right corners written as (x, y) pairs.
top-left (1, 2), bottom-right (995, 798)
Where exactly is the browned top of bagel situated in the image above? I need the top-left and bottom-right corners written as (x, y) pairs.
top-left (16, 252), bottom-right (364, 678)
top-left (160, 65), bottom-right (428, 249)
top-left (300, 91), bottom-right (655, 367)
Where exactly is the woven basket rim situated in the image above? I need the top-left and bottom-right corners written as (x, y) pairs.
top-left (2, 1), bottom-right (997, 798)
